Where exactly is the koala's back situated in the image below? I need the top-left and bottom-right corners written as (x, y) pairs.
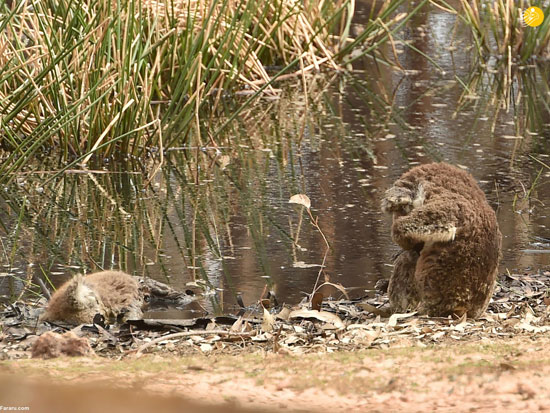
top-left (385, 162), bottom-right (502, 318)
top-left (397, 162), bottom-right (487, 204)
top-left (83, 271), bottom-right (142, 318)
top-left (41, 271), bottom-right (143, 324)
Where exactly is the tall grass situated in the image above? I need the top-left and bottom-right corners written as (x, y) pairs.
top-left (0, 0), bottom-right (415, 182)
top-left (457, 0), bottom-right (550, 62)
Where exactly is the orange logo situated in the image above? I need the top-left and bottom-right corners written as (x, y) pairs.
top-left (522, 6), bottom-right (544, 27)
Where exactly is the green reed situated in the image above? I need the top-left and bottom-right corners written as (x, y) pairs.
top-left (0, 0), bottom-right (416, 182)
top-left (456, 0), bottom-right (550, 62)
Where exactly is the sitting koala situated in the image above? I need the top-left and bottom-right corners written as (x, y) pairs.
top-left (40, 271), bottom-right (144, 324)
top-left (382, 162), bottom-right (502, 318)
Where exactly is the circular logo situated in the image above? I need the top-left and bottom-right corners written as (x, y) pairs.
top-left (523, 6), bottom-right (544, 27)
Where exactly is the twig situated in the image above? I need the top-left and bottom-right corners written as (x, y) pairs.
top-left (133, 329), bottom-right (255, 356)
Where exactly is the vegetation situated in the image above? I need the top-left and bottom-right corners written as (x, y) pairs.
top-left (1, 0), bottom-right (548, 304)
top-left (455, 62), bottom-right (550, 134)
top-left (0, 77), bottom-right (341, 304)
top-left (457, 0), bottom-right (550, 62)
top-left (0, 0), bottom-right (416, 181)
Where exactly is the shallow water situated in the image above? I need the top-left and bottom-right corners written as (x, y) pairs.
top-left (0, 3), bottom-right (549, 316)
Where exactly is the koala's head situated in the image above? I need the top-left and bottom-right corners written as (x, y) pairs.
top-left (70, 278), bottom-right (102, 312)
top-left (382, 183), bottom-right (425, 216)
top-left (41, 275), bottom-right (106, 324)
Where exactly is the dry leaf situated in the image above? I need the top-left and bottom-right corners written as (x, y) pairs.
top-left (199, 343), bottom-right (213, 353)
top-left (311, 292), bottom-right (323, 311)
top-left (276, 306), bottom-right (291, 321)
top-left (230, 316), bottom-right (244, 332)
top-left (289, 309), bottom-right (344, 329)
top-left (261, 307), bottom-right (275, 332)
top-left (315, 281), bottom-right (349, 300)
top-left (357, 302), bottom-right (392, 317)
top-left (431, 331), bottom-right (445, 341)
top-left (289, 194), bottom-right (311, 209)
top-left (388, 312), bottom-right (417, 327)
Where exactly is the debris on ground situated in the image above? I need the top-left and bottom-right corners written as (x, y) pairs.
top-left (1, 270), bottom-right (549, 359)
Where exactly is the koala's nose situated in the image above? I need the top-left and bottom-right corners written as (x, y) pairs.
top-left (393, 209), bottom-right (409, 219)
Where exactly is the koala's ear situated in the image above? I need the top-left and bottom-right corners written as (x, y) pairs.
top-left (381, 196), bottom-right (392, 213)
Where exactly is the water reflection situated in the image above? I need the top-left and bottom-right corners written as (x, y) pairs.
top-left (0, 4), bottom-right (549, 316)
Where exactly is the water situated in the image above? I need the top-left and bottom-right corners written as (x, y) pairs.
top-left (1, 3), bottom-right (549, 316)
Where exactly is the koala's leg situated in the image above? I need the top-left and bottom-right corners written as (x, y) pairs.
top-left (415, 237), bottom-right (500, 318)
top-left (388, 249), bottom-right (421, 313)
top-left (391, 198), bottom-right (459, 250)
top-left (412, 241), bottom-right (469, 317)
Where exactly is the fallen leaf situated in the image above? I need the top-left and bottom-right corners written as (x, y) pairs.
top-left (431, 331), bottom-right (445, 340)
top-left (388, 312), bottom-right (417, 327)
top-left (261, 307), bottom-right (275, 333)
top-left (315, 281), bottom-right (349, 300)
top-left (276, 306), bottom-right (291, 321)
top-left (289, 309), bottom-right (344, 329)
top-left (230, 316), bottom-right (244, 332)
top-left (311, 292), bottom-right (323, 311)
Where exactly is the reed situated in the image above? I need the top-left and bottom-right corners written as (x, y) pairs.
top-left (457, 0), bottom-right (550, 62)
top-left (0, 0), bottom-right (413, 180)
top-left (0, 75), bottom-right (346, 304)
top-left (455, 62), bottom-right (550, 136)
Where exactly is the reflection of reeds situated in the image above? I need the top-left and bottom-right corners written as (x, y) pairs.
top-left (458, 0), bottom-right (550, 62)
top-left (0, 0), bottom-right (413, 181)
top-left (0, 74), bottom-right (356, 305)
top-left (455, 63), bottom-right (550, 138)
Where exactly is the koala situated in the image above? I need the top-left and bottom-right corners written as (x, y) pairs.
top-left (381, 162), bottom-right (502, 318)
top-left (40, 271), bottom-right (144, 324)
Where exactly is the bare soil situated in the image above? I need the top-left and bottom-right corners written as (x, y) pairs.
top-left (3, 335), bottom-right (550, 412)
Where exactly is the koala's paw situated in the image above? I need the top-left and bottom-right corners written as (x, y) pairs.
top-left (382, 185), bottom-right (415, 213)
top-left (405, 221), bottom-right (457, 243)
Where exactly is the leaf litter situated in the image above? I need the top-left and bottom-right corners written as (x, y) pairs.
top-left (1, 270), bottom-right (550, 359)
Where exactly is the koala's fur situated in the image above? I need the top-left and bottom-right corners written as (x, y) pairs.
top-left (382, 162), bottom-right (502, 318)
top-left (40, 271), bottom-right (143, 324)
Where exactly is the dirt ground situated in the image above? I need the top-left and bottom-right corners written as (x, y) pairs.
top-left (2, 335), bottom-right (550, 413)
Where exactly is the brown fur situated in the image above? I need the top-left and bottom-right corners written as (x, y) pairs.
top-left (382, 162), bottom-right (502, 318)
top-left (31, 331), bottom-right (93, 359)
top-left (40, 271), bottom-right (143, 324)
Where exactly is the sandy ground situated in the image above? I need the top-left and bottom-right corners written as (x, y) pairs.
top-left (2, 335), bottom-right (550, 412)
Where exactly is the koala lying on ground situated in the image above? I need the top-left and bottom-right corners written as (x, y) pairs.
top-left (381, 162), bottom-right (502, 318)
top-left (40, 271), bottom-right (144, 324)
